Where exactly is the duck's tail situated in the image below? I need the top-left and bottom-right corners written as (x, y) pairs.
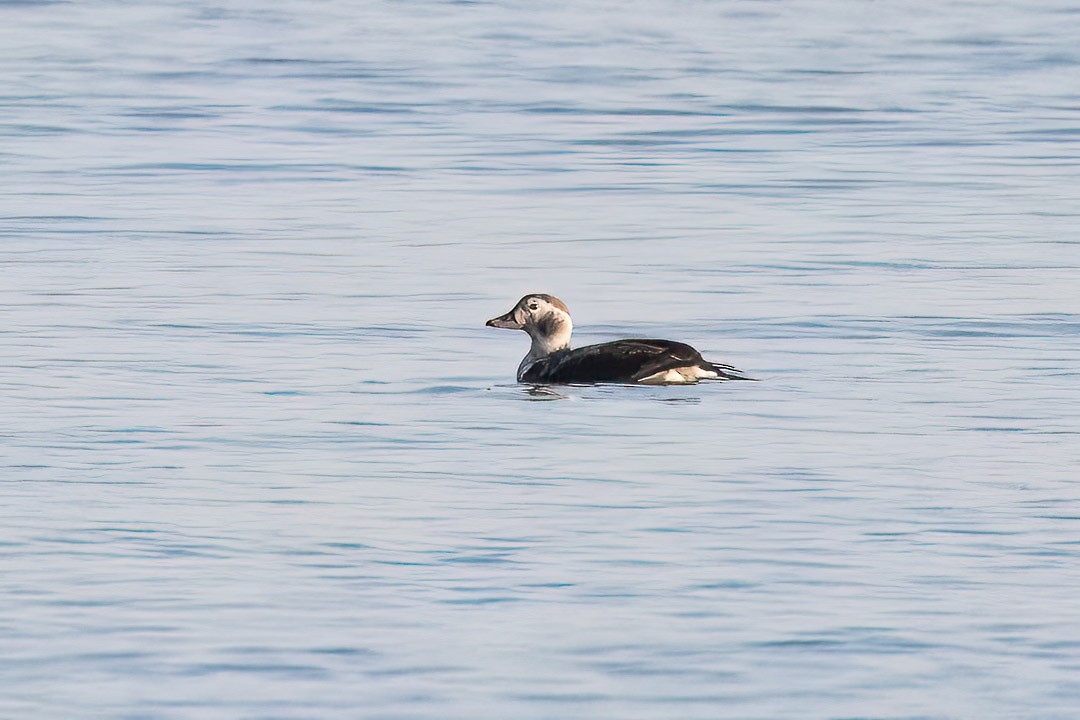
top-left (708, 362), bottom-right (758, 381)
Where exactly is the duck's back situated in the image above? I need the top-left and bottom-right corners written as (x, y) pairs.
top-left (520, 339), bottom-right (711, 384)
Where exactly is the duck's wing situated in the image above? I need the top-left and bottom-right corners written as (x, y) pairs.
top-left (618, 340), bottom-right (755, 381)
top-left (521, 339), bottom-right (713, 384)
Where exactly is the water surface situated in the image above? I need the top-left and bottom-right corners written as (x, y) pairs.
top-left (2, 0), bottom-right (1080, 718)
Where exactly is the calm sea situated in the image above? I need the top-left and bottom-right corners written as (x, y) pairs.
top-left (3, 0), bottom-right (1079, 718)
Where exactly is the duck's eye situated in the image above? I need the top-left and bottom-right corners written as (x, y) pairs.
top-left (527, 302), bottom-right (540, 311)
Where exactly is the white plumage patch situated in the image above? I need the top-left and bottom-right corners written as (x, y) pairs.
top-left (637, 366), bottom-right (717, 385)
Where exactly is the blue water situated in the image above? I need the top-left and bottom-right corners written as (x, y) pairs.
top-left (3, 1), bottom-right (1080, 717)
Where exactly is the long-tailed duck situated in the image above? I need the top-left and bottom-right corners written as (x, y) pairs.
top-left (486, 294), bottom-right (753, 385)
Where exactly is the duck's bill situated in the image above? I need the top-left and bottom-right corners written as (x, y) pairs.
top-left (486, 311), bottom-right (523, 329)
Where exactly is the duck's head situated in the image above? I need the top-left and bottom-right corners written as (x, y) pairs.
top-left (486, 294), bottom-right (573, 353)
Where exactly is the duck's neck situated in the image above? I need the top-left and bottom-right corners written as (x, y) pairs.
top-left (518, 316), bottom-right (572, 377)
